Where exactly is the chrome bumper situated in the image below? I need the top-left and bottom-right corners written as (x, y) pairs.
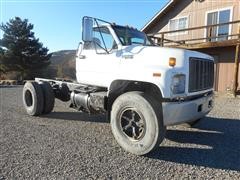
top-left (162, 94), bottom-right (213, 126)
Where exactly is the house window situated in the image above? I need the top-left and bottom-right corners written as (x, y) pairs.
top-left (169, 16), bottom-right (188, 35)
top-left (206, 8), bottom-right (232, 42)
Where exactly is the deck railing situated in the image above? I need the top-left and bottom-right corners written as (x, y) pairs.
top-left (147, 20), bottom-right (240, 97)
top-left (148, 20), bottom-right (240, 47)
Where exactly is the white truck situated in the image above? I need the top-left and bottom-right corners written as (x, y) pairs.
top-left (23, 17), bottom-right (214, 155)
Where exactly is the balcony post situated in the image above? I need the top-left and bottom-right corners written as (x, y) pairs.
top-left (161, 33), bottom-right (164, 47)
top-left (233, 27), bottom-right (240, 97)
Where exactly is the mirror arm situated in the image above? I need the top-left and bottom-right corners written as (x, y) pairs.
top-left (76, 42), bottom-right (84, 58)
top-left (95, 19), bottom-right (109, 54)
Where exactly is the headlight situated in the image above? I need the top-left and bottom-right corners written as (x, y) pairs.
top-left (171, 74), bottom-right (186, 94)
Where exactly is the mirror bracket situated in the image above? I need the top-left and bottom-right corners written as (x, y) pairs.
top-left (76, 42), bottom-right (84, 58)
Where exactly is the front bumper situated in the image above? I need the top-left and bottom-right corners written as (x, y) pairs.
top-left (162, 93), bottom-right (213, 126)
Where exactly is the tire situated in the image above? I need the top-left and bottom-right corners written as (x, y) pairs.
top-left (110, 91), bottom-right (166, 155)
top-left (39, 82), bottom-right (55, 114)
top-left (23, 81), bottom-right (44, 116)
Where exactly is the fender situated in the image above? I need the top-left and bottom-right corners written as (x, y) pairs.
top-left (107, 80), bottom-right (163, 112)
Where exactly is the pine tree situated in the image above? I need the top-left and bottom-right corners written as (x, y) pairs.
top-left (0, 47), bottom-right (7, 78)
top-left (0, 17), bottom-right (52, 79)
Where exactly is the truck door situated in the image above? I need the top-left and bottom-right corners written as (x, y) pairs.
top-left (76, 26), bottom-right (120, 87)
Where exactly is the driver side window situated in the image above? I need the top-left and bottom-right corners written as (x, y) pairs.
top-left (93, 27), bottom-right (117, 53)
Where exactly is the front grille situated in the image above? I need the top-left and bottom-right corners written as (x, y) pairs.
top-left (189, 57), bottom-right (214, 92)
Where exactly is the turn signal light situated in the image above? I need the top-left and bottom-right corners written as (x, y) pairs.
top-left (169, 57), bottom-right (176, 67)
top-left (153, 73), bottom-right (161, 77)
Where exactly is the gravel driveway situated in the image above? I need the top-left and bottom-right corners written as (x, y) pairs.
top-left (0, 86), bottom-right (240, 179)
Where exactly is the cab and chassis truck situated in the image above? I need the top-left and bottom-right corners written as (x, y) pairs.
top-left (23, 17), bottom-right (214, 155)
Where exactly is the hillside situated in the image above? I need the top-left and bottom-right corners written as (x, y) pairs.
top-left (46, 50), bottom-right (76, 80)
top-left (0, 50), bottom-right (77, 80)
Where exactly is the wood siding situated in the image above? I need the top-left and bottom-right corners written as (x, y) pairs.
top-left (144, 0), bottom-right (240, 92)
top-left (199, 47), bottom-right (240, 92)
top-left (147, 0), bottom-right (240, 43)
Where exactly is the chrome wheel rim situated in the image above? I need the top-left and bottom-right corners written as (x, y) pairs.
top-left (120, 108), bottom-right (146, 141)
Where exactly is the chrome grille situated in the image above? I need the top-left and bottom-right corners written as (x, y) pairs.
top-left (189, 57), bottom-right (214, 92)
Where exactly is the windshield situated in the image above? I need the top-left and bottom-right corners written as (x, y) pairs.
top-left (112, 25), bottom-right (155, 46)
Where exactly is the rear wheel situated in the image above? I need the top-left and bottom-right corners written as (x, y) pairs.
top-left (23, 81), bottom-right (44, 116)
top-left (111, 91), bottom-right (165, 155)
top-left (39, 82), bottom-right (55, 114)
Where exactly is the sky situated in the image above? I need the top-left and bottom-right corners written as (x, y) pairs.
top-left (0, 0), bottom-right (169, 52)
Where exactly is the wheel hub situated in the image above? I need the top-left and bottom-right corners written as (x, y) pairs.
top-left (120, 108), bottom-right (145, 141)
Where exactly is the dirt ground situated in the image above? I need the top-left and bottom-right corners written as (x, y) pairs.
top-left (0, 86), bottom-right (240, 179)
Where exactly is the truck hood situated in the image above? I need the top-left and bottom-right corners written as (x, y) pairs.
top-left (121, 45), bottom-right (213, 68)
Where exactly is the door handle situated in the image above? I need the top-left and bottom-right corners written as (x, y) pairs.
top-left (122, 54), bottom-right (134, 59)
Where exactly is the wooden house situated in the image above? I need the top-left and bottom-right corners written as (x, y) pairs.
top-left (142, 0), bottom-right (240, 95)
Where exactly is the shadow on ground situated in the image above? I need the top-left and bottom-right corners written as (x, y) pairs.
top-left (42, 111), bottom-right (240, 171)
top-left (148, 117), bottom-right (240, 171)
top-left (42, 111), bottom-right (107, 123)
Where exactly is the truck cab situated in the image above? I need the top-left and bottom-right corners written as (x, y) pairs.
top-left (76, 17), bottom-right (214, 125)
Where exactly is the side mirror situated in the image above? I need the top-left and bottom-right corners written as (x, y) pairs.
top-left (76, 42), bottom-right (83, 57)
top-left (82, 17), bottom-right (93, 42)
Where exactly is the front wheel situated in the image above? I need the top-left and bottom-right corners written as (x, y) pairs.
top-left (110, 92), bottom-right (165, 155)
